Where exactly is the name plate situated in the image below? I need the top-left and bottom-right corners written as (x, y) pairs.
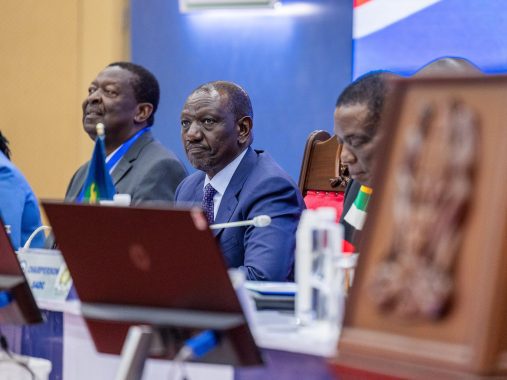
top-left (16, 248), bottom-right (72, 302)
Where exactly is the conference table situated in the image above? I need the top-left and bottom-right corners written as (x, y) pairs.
top-left (4, 299), bottom-right (342, 380)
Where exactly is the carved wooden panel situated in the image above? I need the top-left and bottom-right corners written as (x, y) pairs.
top-left (370, 100), bottom-right (479, 320)
top-left (336, 75), bottom-right (507, 378)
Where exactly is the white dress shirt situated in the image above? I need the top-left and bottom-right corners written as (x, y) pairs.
top-left (106, 146), bottom-right (121, 174)
top-left (203, 149), bottom-right (248, 220)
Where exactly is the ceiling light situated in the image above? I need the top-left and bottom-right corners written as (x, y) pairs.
top-left (179, 0), bottom-right (279, 13)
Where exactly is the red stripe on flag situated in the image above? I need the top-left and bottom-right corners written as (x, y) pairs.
top-left (353, 0), bottom-right (372, 8)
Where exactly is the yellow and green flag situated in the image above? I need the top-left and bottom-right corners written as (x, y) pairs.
top-left (79, 133), bottom-right (115, 203)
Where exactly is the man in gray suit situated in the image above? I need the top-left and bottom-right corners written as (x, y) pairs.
top-left (66, 62), bottom-right (187, 204)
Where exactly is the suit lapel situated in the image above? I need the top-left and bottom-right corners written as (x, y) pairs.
top-left (213, 147), bottom-right (257, 237)
top-left (194, 175), bottom-right (205, 202)
top-left (68, 164), bottom-right (89, 199)
top-left (111, 131), bottom-right (154, 186)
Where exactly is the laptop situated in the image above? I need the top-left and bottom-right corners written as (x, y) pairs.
top-left (0, 217), bottom-right (43, 325)
top-left (42, 201), bottom-right (262, 366)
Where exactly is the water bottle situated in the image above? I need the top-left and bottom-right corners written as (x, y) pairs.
top-left (295, 209), bottom-right (316, 326)
top-left (295, 208), bottom-right (344, 329)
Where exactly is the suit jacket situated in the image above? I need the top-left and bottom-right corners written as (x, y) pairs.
top-left (0, 152), bottom-right (44, 250)
top-left (175, 147), bottom-right (305, 281)
top-left (339, 179), bottom-right (361, 245)
top-left (66, 131), bottom-right (187, 205)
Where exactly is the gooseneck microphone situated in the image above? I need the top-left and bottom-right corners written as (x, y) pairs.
top-left (209, 215), bottom-right (271, 230)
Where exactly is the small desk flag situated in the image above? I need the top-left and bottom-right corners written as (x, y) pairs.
top-left (344, 185), bottom-right (372, 231)
top-left (80, 123), bottom-right (116, 203)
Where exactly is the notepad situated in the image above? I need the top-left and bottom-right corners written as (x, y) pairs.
top-left (245, 282), bottom-right (296, 311)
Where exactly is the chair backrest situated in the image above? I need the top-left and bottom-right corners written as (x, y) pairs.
top-left (298, 130), bottom-right (349, 196)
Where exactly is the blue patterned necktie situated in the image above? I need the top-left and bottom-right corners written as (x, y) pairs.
top-left (202, 183), bottom-right (217, 225)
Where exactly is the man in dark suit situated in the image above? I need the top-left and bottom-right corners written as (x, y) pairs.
top-left (336, 58), bottom-right (481, 246)
top-left (175, 81), bottom-right (304, 281)
top-left (334, 71), bottom-right (394, 245)
top-left (66, 62), bottom-right (187, 204)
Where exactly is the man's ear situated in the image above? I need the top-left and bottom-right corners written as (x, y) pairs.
top-left (237, 116), bottom-right (252, 145)
top-left (134, 103), bottom-right (154, 124)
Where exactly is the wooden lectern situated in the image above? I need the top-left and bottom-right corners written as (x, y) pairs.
top-left (335, 75), bottom-right (507, 379)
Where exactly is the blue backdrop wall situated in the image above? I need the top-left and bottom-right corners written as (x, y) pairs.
top-left (354, 0), bottom-right (507, 77)
top-left (130, 0), bottom-right (352, 180)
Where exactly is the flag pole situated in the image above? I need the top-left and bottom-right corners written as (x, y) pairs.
top-left (96, 123), bottom-right (105, 138)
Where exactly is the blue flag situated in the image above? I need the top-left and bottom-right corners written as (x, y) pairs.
top-left (79, 135), bottom-right (116, 203)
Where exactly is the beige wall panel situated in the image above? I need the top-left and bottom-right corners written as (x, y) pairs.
top-left (79, 0), bottom-right (131, 161)
top-left (0, 1), bottom-right (80, 199)
top-left (0, 0), bottom-right (129, 201)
